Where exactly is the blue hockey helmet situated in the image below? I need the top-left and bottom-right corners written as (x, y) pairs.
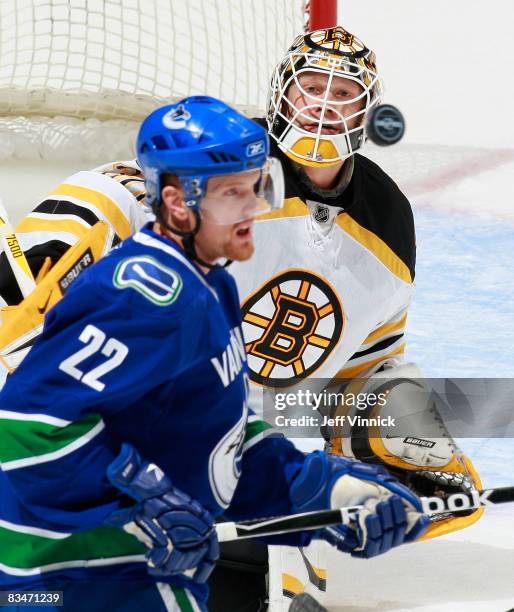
top-left (137, 96), bottom-right (283, 223)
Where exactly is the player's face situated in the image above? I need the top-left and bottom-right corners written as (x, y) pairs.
top-left (195, 170), bottom-right (262, 263)
top-left (286, 72), bottom-right (365, 133)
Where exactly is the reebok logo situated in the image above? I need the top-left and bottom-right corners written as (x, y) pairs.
top-left (246, 140), bottom-right (265, 157)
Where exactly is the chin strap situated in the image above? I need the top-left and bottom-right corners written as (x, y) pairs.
top-left (183, 231), bottom-right (233, 270)
top-left (156, 206), bottom-right (231, 270)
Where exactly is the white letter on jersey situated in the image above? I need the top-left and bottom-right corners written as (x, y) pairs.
top-left (211, 327), bottom-right (246, 388)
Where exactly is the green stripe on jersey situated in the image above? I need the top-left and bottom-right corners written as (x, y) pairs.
top-left (244, 419), bottom-right (273, 444)
top-left (173, 587), bottom-right (196, 612)
top-left (0, 525), bottom-right (145, 572)
top-left (0, 412), bottom-right (102, 463)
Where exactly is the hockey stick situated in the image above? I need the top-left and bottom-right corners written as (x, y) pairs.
top-left (215, 485), bottom-right (514, 542)
top-left (0, 198), bottom-right (36, 298)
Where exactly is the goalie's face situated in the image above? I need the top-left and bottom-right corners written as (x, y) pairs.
top-left (267, 27), bottom-right (382, 166)
top-left (286, 72), bottom-right (366, 135)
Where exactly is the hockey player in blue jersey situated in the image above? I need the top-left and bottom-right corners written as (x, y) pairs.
top-left (0, 96), bottom-right (429, 611)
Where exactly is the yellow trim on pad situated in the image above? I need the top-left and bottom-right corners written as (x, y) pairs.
top-left (282, 573), bottom-right (304, 596)
top-left (16, 217), bottom-right (90, 240)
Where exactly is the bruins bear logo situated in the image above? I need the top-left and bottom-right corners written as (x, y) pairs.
top-left (241, 269), bottom-right (344, 386)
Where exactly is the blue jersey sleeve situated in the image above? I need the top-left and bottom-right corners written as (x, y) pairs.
top-left (0, 249), bottom-right (218, 533)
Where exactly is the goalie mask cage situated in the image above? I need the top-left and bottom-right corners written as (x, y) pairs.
top-left (0, 0), bottom-right (337, 163)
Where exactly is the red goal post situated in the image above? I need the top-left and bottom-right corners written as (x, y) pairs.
top-left (306, 0), bottom-right (338, 31)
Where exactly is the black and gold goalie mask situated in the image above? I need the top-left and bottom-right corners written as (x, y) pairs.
top-left (267, 26), bottom-right (383, 167)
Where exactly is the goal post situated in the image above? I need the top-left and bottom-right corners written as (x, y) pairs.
top-left (0, 0), bottom-right (338, 163)
top-left (306, 0), bottom-right (338, 31)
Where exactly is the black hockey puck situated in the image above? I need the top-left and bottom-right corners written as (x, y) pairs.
top-left (366, 104), bottom-right (405, 146)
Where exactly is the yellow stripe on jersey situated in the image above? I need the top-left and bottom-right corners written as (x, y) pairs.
top-left (256, 197), bottom-right (309, 221)
top-left (49, 184), bottom-right (132, 240)
top-left (363, 313), bottom-right (408, 345)
top-left (334, 343), bottom-right (405, 379)
top-left (308, 564), bottom-right (326, 581)
top-left (309, 335), bottom-right (330, 348)
top-left (282, 573), bottom-right (304, 597)
top-left (16, 217), bottom-right (91, 241)
top-left (336, 213), bottom-right (412, 284)
top-left (104, 174), bottom-right (146, 201)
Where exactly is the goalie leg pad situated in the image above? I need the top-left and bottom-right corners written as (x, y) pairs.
top-left (326, 364), bottom-right (484, 538)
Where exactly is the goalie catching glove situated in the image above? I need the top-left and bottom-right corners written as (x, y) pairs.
top-left (105, 443), bottom-right (219, 582)
top-left (323, 363), bottom-right (484, 539)
top-left (290, 451), bottom-right (429, 558)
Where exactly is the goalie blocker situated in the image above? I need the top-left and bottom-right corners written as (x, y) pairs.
top-left (0, 221), bottom-right (116, 374)
top-left (321, 363), bottom-right (484, 539)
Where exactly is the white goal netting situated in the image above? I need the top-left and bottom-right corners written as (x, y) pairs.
top-left (2, 0), bottom-right (508, 210)
top-left (0, 0), bottom-right (306, 162)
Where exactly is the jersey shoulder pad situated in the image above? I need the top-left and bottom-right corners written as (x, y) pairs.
top-left (352, 153), bottom-right (415, 279)
top-left (355, 153), bottom-right (409, 204)
top-left (47, 168), bottom-right (145, 240)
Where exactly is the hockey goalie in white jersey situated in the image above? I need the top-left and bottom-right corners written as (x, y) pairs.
top-left (0, 26), bottom-right (483, 611)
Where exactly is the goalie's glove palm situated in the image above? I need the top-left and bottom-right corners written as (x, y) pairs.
top-left (291, 452), bottom-right (429, 559)
top-left (105, 443), bottom-right (218, 582)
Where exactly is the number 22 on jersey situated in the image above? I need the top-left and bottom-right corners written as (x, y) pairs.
top-left (59, 324), bottom-right (128, 391)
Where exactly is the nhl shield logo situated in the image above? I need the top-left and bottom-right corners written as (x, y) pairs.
top-left (314, 204), bottom-right (330, 223)
top-left (241, 269), bottom-right (344, 386)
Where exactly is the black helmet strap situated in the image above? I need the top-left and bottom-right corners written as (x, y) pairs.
top-left (155, 205), bottom-right (231, 270)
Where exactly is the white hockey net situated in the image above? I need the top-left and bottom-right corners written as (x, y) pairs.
top-left (3, 0), bottom-right (499, 205)
top-left (0, 0), bottom-right (306, 162)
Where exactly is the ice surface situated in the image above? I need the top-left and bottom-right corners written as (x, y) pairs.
top-left (407, 187), bottom-right (514, 379)
top-left (324, 155), bottom-right (514, 610)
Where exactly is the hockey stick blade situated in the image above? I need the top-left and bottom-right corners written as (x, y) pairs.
top-left (216, 485), bottom-right (514, 542)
